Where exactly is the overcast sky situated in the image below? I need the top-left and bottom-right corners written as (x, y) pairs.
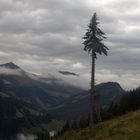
top-left (0, 0), bottom-right (140, 90)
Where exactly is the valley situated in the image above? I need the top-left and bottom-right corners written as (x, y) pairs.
top-left (0, 62), bottom-right (127, 139)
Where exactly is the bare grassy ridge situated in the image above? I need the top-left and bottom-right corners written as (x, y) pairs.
top-left (56, 110), bottom-right (140, 140)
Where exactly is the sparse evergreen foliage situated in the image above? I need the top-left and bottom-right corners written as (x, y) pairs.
top-left (36, 128), bottom-right (49, 140)
top-left (71, 121), bottom-right (78, 129)
top-left (79, 117), bottom-right (89, 128)
top-left (82, 12), bottom-right (108, 127)
top-left (62, 121), bottom-right (70, 133)
top-left (83, 13), bottom-right (108, 57)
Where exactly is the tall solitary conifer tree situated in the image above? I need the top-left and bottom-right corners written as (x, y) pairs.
top-left (82, 13), bottom-right (108, 128)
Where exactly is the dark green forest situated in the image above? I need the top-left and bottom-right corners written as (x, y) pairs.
top-left (0, 96), bottom-right (52, 140)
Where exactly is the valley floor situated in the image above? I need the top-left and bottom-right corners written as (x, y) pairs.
top-left (56, 109), bottom-right (140, 140)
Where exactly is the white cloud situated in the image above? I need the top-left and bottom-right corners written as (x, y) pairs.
top-left (0, 67), bottom-right (23, 76)
top-left (71, 62), bottom-right (85, 69)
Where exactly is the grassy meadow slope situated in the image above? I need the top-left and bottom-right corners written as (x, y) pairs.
top-left (56, 109), bottom-right (140, 140)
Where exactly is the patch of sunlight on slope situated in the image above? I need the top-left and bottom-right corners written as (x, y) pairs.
top-left (0, 92), bottom-right (9, 97)
top-left (56, 109), bottom-right (140, 140)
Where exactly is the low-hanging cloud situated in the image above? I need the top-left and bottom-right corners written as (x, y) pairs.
top-left (0, 67), bottom-right (23, 76)
top-left (15, 133), bottom-right (36, 140)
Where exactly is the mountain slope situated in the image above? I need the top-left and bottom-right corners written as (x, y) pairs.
top-left (48, 82), bottom-right (125, 120)
top-left (56, 109), bottom-right (140, 140)
top-left (0, 62), bottom-right (126, 121)
top-left (0, 93), bottom-right (53, 140)
top-left (0, 95), bottom-right (41, 119)
top-left (0, 94), bottom-right (52, 139)
top-left (0, 62), bottom-right (84, 110)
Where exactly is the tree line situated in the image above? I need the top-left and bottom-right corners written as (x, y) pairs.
top-left (108, 87), bottom-right (140, 116)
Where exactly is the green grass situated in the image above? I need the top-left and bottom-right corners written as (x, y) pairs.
top-left (56, 109), bottom-right (140, 140)
top-left (0, 92), bottom-right (9, 97)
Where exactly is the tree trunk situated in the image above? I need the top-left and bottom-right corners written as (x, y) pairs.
top-left (90, 51), bottom-right (102, 128)
top-left (90, 51), bottom-right (95, 128)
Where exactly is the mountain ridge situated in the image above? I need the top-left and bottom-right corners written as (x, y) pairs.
top-left (0, 62), bottom-right (85, 110)
top-left (0, 62), bottom-right (20, 69)
top-left (48, 82), bottom-right (125, 120)
top-left (0, 62), bottom-right (125, 121)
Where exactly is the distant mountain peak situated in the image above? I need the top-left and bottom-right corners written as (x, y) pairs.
top-left (97, 82), bottom-right (122, 89)
top-left (0, 62), bottom-right (20, 69)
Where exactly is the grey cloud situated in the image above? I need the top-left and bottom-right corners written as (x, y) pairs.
top-left (0, 67), bottom-right (22, 76)
top-left (107, 0), bottom-right (140, 12)
top-left (0, 0), bottom-right (140, 89)
top-left (58, 71), bottom-right (79, 76)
